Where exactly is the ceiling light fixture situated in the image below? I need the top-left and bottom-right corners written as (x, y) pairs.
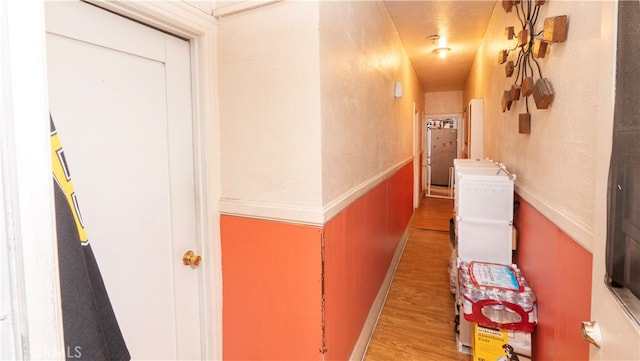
top-left (427, 34), bottom-right (451, 58)
top-left (433, 47), bottom-right (451, 58)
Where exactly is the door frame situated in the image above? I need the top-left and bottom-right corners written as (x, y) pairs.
top-left (75, 3), bottom-right (222, 359)
top-left (422, 112), bottom-right (462, 193)
top-left (1, 1), bottom-right (221, 359)
top-left (412, 102), bottom-right (420, 209)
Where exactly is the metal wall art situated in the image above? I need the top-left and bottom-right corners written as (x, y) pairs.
top-left (499, 0), bottom-right (568, 134)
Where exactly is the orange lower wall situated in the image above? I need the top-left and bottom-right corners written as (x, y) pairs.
top-left (220, 162), bottom-right (414, 361)
top-left (220, 216), bottom-right (324, 360)
top-left (324, 162), bottom-right (414, 360)
top-left (513, 195), bottom-right (592, 360)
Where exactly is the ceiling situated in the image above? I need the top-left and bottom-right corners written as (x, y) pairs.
top-left (385, 1), bottom-right (497, 92)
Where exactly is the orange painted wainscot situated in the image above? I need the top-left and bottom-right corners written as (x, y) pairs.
top-left (221, 161), bottom-right (414, 360)
top-left (513, 194), bottom-right (593, 361)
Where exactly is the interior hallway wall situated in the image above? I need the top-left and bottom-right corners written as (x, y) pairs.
top-left (220, 216), bottom-right (323, 360)
top-left (323, 162), bottom-right (413, 360)
top-left (217, 1), bottom-right (323, 223)
top-left (216, 1), bottom-right (423, 359)
top-left (319, 1), bottom-right (423, 208)
top-left (464, 1), bottom-right (612, 358)
top-left (425, 90), bottom-right (463, 115)
top-left (317, 3), bottom-right (424, 357)
top-left (465, 1), bottom-right (601, 246)
top-left (513, 196), bottom-right (592, 360)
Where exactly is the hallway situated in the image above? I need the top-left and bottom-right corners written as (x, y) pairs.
top-left (364, 196), bottom-right (471, 361)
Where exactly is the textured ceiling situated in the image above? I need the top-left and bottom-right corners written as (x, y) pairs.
top-left (385, 0), bottom-right (496, 92)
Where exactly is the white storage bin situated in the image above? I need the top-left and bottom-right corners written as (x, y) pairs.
top-left (455, 167), bottom-right (514, 222)
top-left (453, 161), bottom-right (499, 187)
top-left (454, 162), bottom-right (501, 204)
top-left (453, 158), bottom-right (495, 166)
top-left (456, 218), bottom-right (513, 265)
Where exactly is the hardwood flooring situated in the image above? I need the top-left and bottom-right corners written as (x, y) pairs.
top-left (364, 196), bottom-right (471, 361)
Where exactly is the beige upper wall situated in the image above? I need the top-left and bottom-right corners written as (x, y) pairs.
top-left (217, 2), bottom-right (323, 221)
top-left (217, 1), bottom-right (424, 223)
top-left (424, 91), bottom-right (463, 115)
top-left (319, 1), bottom-right (424, 205)
top-left (464, 1), bottom-right (612, 251)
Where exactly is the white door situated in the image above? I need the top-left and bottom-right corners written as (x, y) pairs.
top-left (413, 103), bottom-right (420, 208)
top-left (590, 1), bottom-right (640, 359)
top-left (45, 2), bottom-right (203, 359)
top-left (422, 117), bottom-right (429, 192)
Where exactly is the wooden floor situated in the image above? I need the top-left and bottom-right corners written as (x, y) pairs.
top-left (364, 195), bottom-right (471, 361)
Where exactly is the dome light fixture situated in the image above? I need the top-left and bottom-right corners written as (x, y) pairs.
top-left (432, 47), bottom-right (451, 58)
top-left (427, 34), bottom-right (451, 58)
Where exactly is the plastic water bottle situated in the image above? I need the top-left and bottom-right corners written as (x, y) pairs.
top-left (517, 286), bottom-right (536, 311)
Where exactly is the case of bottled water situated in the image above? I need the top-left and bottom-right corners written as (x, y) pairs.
top-left (457, 259), bottom-right (537, 332)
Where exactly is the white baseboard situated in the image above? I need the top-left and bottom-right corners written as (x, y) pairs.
top-left (348, 217), bottom-right (413, 361)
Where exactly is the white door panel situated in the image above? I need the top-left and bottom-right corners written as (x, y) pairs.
top-left (590, 1), bottom-right (640, 359)
top-left (46, 2), bottom-right (201, 359)
top-left (590, 288), bottom-right (640, 359)
top-left (45, 0), bottom-right (166, 63)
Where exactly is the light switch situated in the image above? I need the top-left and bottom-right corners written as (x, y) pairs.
top-left (394, 80), bottom-right (403, 98)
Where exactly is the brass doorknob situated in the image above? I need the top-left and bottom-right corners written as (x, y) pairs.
top-left (183, 250), bottom-right (202, 267)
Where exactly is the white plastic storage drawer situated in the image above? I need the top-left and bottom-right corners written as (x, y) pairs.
top-left (454, 163), bottom-right (501, 204)
top-left (455, 168), bottom-right (514, 222)
top-left (453, 158), bottom-right (494, 166)
top-left (454, 162), bottom-right (499, 186)
top-left (456, 218), bottom-right (513, 265)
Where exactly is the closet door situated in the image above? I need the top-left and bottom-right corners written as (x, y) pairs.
top-left (46, 2), bottom-right (203, 359)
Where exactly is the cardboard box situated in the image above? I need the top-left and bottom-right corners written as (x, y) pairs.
top-left (472, 323), bottom-right (532, 361)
